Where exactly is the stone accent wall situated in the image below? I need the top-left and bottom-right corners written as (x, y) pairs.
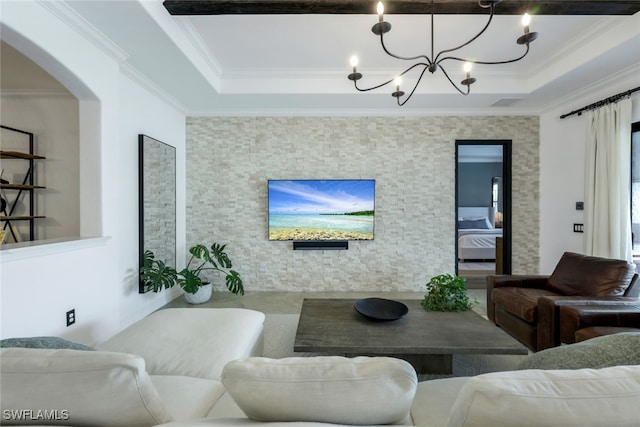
top-left (186, 116), bottom-right (539, 292)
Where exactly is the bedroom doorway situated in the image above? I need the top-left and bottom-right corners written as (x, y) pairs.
top-left (455, 141), bottom-right (512, 287)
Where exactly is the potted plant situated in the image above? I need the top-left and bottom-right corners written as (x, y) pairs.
top-left (140, 243), bottom-right (244, 304)
top-left (421, 273), bottom-right (476, 312)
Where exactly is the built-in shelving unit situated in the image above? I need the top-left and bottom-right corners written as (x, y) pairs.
top-left (0, 125), bottom-right (46, 242)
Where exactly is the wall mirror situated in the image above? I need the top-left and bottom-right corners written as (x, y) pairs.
top-left (138, 134), bottom-right (176, 293)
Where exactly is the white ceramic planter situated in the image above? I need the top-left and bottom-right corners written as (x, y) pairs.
top-left (184, 283), bottom-right (213, 304)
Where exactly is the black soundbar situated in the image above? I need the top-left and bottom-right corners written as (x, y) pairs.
top-left (293, 241), bottom-right (348, 250)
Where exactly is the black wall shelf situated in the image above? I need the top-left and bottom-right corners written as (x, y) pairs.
top-left (0, 125), bottom-right (46, 243)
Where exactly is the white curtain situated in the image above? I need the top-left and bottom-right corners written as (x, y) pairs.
top-left (584, 99), bottom-right (633, 261)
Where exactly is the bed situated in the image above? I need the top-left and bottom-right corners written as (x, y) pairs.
top-left (457, 207), bottom-right (502, 261)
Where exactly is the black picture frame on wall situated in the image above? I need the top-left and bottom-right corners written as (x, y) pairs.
top-left (138, 134), bottom-right (176, 293)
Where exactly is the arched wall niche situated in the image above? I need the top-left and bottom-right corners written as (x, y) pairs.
top-left (1, 25), bottom-right (102, 239)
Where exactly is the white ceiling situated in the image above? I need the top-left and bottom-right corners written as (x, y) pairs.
top-left (10, 1), bottom-right (640, 115)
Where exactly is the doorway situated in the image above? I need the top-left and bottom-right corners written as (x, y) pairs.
top-left (455, 141), bottom-right (512, 287)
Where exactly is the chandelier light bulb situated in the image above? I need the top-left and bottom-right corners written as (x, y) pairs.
top-left (391, 76), bottom-right (405, 99)
top-left (517, 12), bottom-right (537, 45)
top-left (377, 1), bottom-right (384, 17)
top-left (347, 55), bottom-right (363, 81)
top-left (461, 62), bottom-right (477, 87)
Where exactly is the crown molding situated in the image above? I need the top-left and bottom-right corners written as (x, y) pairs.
top-left (525, 16), bottom-right (624, 80)
top-left (120, 63), bottom-right (188, 114)
top-left (187, 106), bottom-right (539, 117)
top-left (137, 1), bottom-right (222, 91)
top-left (538, 63), bottom-right (640, 116)
top-left (35, 0), bottom-right (129, 64)
top-left (173, 18), bottom-right (224, 79)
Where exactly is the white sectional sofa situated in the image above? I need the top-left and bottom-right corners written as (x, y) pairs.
top-left (157, 363), bottom-right (640, 427)
top-left (2, 308), bottom-right (640, 427)
top-left (1, 308), bottom-right (266, 426)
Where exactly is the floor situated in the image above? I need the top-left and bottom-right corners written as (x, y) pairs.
top-left (163, 289), bottom-right (488, 318)
top-left (458, 261), bottom-right (495, 271)
top-left (458, 261), bottom-right (496, 284)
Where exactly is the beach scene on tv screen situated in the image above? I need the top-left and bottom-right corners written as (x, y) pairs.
top-left (268, 180), bottom-right (375, 241)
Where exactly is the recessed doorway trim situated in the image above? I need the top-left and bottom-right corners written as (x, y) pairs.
top-left (455, 140), bottom-right (512, 277)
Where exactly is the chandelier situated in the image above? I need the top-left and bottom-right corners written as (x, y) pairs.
top-left (347, 0), bottom-right (538, 106)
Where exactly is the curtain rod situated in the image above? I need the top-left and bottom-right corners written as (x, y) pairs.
top-left (559, 86), bottom-right (640, 119)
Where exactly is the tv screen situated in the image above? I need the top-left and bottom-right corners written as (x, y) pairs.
top-left (268, 179), bottom-right (375, 241)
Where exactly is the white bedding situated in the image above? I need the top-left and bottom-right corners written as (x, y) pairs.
top-left (457, 206), bottom-right (502, 261)
top-left (458, 229), bottom-right (502, 260)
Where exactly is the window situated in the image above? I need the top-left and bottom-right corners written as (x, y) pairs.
top-left (632, 121), bottom-right (639, 258)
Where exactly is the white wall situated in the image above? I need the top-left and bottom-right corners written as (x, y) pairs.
top-left (117, 72), bottom-right (186, 327)
top-left (0, 1), bottom-right (186, 344)
top-left (539, 68), bottom-right (640, 273)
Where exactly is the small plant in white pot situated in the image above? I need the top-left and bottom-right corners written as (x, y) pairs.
top-left (140, 243), bottom-right (244, 304)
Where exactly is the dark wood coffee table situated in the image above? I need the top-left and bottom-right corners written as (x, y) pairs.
top-left (294, 298), bottom-right (528, 374)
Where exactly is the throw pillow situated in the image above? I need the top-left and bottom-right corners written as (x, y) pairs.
top-left (221, 356), bottom-right (417, 425)
top-left (457, 218), bottom-right (491, 229)
top-left (447, 365), bottom-right (640, 427)
top-left (1, 348), bottom-right (173, 426)
top-left (517, 332), bottom-right (640, 370)
top-left (0, 336), bottom-right (95, 351)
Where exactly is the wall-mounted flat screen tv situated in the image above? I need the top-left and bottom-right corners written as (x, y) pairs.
top-left (268, 179), bottom-right (375, 241)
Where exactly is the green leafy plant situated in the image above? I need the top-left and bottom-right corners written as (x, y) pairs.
top-left (140, 243), bottom-right (244, 295)
top-left (421, 274), bottom-right (476, 312)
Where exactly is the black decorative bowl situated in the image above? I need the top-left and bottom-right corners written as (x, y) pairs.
top-left (354, 298), bottom-right (409, 321)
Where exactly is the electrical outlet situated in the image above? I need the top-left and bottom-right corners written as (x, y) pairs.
top-left (66, 309), bottom-right (76, 327)
top-left (576, 202), bottom-right (584, 210)
top-left (573, 223), bottom-right (584, 233)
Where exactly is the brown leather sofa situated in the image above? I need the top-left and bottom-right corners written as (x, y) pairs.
top-left (558, 304), bottom-right (640, 343)
top-left (487, 251), bottom-right (639, 352)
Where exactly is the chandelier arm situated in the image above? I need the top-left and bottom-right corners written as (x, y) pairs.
top-left (380, 34), bottom-right (433, 64)
top-left (437, 64), bottom-right (470, 96)
top-left (353, 62), bottom-right (431, 92)
top-left (433, 3), bottom-right (495, 64)
top-left (352, 78), bottom-right (397, 92)
top-left (397, 65), bottom-right (431, 106)
top-left (438, 43), bottom-right (531, 66)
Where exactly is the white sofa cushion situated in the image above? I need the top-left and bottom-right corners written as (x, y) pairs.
top-left (447, 365), bottom-right (640, 427)
top-left (150, 375), bottom-right (226, 420)
top-left (0, 348), bottom-right (172, 426)
top-left (98, 308), bottom-right (265, 380)
top-left (410, 377), bottom-right (470, 427)
top-left (221, 356), bottom-right (417, 425)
